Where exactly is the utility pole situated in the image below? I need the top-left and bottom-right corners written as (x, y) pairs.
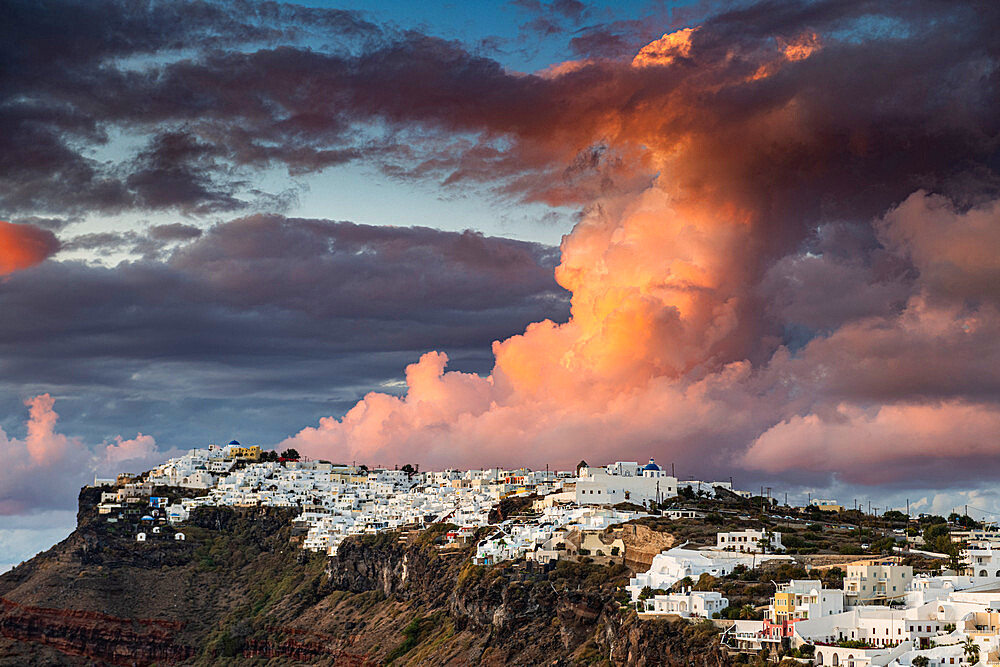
top-left (907, 498), bottom-right (910, 521)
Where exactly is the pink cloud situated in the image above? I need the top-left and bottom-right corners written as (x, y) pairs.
top-left (22, 394), bottom-right (76, 465)
top-left (878, 192), bottom-right (1000, 303)
top-left (0, 395), bottom-right (159, 514)
top-left (95, 434), bottom-right (159, 473)
top-left (741, 401), bottom-right (1000, 485)
top-left (284, 190), bottom-right (1000, 486)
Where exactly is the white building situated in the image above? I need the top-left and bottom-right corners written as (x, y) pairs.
top-left (771, 579), bottom-right (845, 624)
top-left (962, 540), bottom-right (1000, 579)
top-left (627, 547), bottom-right (785, 600)
top-left (642, 588), bottom-right (729, 618)
top-left (717, 529), bottom-right (784, 553)
top-left (475, 506), bottom-right (645, 565)
top-left (575, 459), bottom-right (677, 506)
top-left (662, 508), bottom-right (704, 520)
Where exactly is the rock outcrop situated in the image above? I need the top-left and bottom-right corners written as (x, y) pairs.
top-left (0, 489), bottom-right (729, 665)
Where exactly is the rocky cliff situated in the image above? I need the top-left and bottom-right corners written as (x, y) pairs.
top-left (0, 489), bottom-right (729, 666)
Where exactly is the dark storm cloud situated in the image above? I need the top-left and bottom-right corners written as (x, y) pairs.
top-left (0, 214), bottom-right (567, 395)
top-left (3, 0), bottom-right (997, 224)
top-left (512, 0), bottom-right (589, 35)
top-left (9, 217), bottom-right (76, 232)
top-left (0, 0), bottom-right (377, 215)
top-left (125, 131), bottom-right (243, 213)
top-left (149, 222), bottom-right (203, 242)
top-left (60, 222), bottom-right (201, 259)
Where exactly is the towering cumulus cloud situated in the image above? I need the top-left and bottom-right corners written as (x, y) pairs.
top-left (2, 0), bottom-right (994, 492)
top-left (0, 221), bottom-right (59, 275)
top-left (283, 2), bottom-right (1000, 486)
top-left (0, 395), bottom-right (160, 514)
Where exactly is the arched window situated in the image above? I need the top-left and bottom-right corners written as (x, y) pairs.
top-left (816, 652), bottom-right (823, 665)
top-left (831, 654), bottom-right (839, 666)
top-left (981, 569), bottom-right (988, 577)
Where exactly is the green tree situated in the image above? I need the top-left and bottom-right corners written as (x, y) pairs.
top-left (963, 636), bottom-right (980, 664)
top-left (911, 657), bottom-right (929, 667)
top-left (280, 448), bottom-right (300, 460)
top-left (871, 536), bottom-right (896, 553)
top-left (950, 512), bottom-right (982, 529)
top-left (924, 522), bottom-right (950, 541)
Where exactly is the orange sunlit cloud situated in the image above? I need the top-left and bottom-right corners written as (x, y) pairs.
top-left (0, 220), bottom-right (60, 275)
top-left (779, 32), bottom-right (821, 61)
top-left (280, 23), bottom-right (1000, 484)
top-left (631, 28), bottom-right (697, 67)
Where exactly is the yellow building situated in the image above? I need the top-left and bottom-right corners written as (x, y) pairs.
top-left (229, 445), bottom-right (261, 461)
top-left (772, 591), bottom-right (795, 623)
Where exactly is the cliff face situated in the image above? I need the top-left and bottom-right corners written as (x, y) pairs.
top-left (0, 490), bottom-right (729, 666)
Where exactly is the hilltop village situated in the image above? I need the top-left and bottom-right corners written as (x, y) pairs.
top-left (91, 442), bottom-right (1000, 666)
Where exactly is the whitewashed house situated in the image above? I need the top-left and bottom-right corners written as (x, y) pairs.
top-left (575, 459), bottom-right (677, 506)
top-left (642, 588), bottom-right (729, 618)
top-left (717, 529), bottom-right (784, 553)
top-left (627, 547), bottom-right (782, 600)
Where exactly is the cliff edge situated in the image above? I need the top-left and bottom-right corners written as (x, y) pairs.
top-left (0, 488), bottom-right (726, 666)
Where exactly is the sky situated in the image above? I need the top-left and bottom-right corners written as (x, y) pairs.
top-left (1, 0), bottom-right (999, 570)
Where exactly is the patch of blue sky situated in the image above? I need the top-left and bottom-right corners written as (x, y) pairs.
top-left (297, 0), bottom-right (680, 73)
top-left (828, 13), bottom-right (913, 45)
top-left (292, 163), bottom-right (574, 245)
